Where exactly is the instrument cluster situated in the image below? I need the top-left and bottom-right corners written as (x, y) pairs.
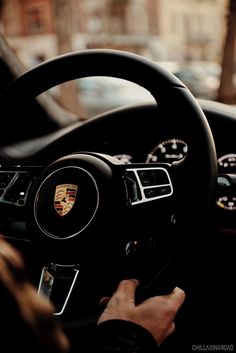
top-left (216, 153), bottom-right (236, 212)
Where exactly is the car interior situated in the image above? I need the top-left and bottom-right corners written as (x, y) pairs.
top-left (0, 48), bottom-right (236, 352)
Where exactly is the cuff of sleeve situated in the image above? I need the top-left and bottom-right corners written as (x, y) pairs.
top-left (96, 319), bottom-right (158, 353)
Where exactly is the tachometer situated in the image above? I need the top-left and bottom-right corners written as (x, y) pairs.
top-left (218, 153), bottom-right (236, 173)
top-left (217, 196), bottom-right (236, 211)
top-left (146, 139), bottom-right (188, 163)
top-left (216, 155), bottom-right (236, 211)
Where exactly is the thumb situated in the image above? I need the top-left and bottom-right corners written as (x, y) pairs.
top-left (110, 279), bottom-right (139, 306)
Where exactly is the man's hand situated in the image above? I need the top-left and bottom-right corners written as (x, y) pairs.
top-left (0, 237), bottom-right (69, 353)
top-left (98, 279), bottom-right (185, 345)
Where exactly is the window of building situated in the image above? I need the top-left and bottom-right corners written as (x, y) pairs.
top-left (108, 0), bottom-right (128, 34)
top-left (25, 8), bottom-right (45, 34)
top-left (22, 0), bottom-right (53, 35)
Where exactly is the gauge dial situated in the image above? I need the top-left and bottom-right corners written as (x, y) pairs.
top-left (217, 196), bottom-right (236, 211)
top-left (113, 154), bottom-right (132, 164)
top-left (218, 153), bottom-right (236, 172)
top-left (146, 139), bottom-right (188, 163)
top-left (217, 155), bottom-right (236, 211)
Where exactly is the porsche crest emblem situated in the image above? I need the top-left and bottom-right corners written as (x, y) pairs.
top-left (54, 184), bottom-right (78, 216)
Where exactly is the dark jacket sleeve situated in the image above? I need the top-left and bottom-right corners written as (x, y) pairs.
top-left (96, 320), bottom-right (159, 353)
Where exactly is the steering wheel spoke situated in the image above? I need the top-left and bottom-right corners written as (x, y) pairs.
top-left (38, 263), bottom-right (80, 316)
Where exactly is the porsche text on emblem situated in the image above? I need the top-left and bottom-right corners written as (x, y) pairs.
top-left (54, 184), bottom-right (78, 216)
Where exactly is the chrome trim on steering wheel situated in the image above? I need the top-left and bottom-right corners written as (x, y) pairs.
top-left (125, 167), bottom-right (173, 205)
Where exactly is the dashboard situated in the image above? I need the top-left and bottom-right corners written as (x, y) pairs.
top-left (1, 98), bottom-right (236, 233)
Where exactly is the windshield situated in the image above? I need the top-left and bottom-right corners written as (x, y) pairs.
top-left (0, 0), bottom-right (235, 122)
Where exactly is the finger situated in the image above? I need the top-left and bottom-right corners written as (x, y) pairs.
top-left (169, 287), bottom-right (186, 308)
top-left (0, 238), bottom-right (25, 273)
top-left (99, 296), bottom-right (111, 307)
top-left (0, 256), bottom-right (27, 305)
top-left (17, 284), bottom-right (69, 353)
top-left (111, 279), bottom-right (139, 305)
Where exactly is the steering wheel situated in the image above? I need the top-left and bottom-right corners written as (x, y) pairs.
top-left (1, 49), bottom-right (217, 345)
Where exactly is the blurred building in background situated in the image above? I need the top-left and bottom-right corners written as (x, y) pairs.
top-left (0, 0), bottom-right (228, 67)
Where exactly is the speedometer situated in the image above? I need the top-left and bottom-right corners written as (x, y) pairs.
top-left (217, 196), bottom-right (236, 211)
top-left (146, 139), bottom-right (188, 163)
top-left (217, 155), bottom-right (236, 211)
top-left (218, 153), bottom-right (236, 173)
